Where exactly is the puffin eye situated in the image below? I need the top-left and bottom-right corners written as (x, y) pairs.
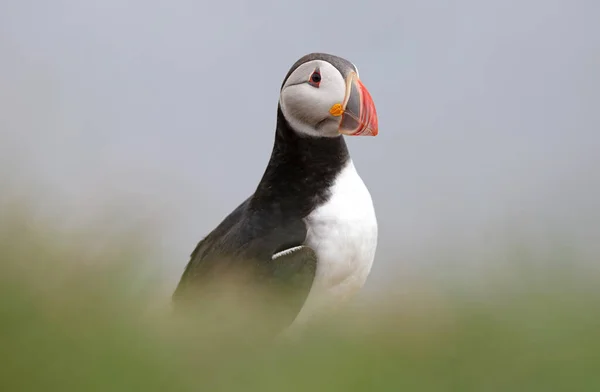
top-left (308, 70), bottom-right (321, 87)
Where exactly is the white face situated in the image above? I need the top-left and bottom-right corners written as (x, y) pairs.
top-left (280, 60), bottom-right (356, 138)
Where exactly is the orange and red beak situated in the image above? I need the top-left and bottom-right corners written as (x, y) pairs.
top-left (338, 72), bottom-right (379, 136)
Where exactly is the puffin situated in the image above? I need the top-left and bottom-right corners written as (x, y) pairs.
top-left (173, 52), bottom-right (379, 336)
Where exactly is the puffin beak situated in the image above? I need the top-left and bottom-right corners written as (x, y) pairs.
top-left (338, 72), bottom-right (379, 136)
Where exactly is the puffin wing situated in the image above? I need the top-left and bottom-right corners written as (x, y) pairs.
top-left (265, 245), bottom-right (317, 317)
top-left (172, 202), bottom-right (317, 331)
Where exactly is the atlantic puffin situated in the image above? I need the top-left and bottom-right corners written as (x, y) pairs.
top-left (173, 52), bottom-right (379, 336)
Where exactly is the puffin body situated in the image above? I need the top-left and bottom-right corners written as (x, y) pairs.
top-left (173, 53), bottom-right (379, 335)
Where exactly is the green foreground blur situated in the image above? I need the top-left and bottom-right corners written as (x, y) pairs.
top-left (1, 201), bottom-right (599, 392)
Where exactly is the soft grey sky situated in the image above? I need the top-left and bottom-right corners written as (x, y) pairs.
top-left (1, 1), bottom-right (599, 290)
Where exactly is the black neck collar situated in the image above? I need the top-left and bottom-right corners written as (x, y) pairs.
top-left (249, 106), bottom-right (350, 217)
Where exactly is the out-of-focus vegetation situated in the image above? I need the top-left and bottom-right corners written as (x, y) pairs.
top-left (1, 194), bottom-right (600, 392)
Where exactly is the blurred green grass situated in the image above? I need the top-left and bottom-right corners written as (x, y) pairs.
top-left (1, 198), bottom-right (600, 391)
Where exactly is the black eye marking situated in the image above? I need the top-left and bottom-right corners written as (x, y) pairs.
top-left (308, 68), bottom-right (321, 87)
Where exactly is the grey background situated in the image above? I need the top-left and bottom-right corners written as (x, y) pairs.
top-left (1, 1), bottom-right (599, 292)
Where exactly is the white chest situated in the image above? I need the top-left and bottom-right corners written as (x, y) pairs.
top-left (303, 160), bottom-right (378, 300)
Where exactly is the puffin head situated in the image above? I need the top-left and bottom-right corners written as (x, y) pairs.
top-left (279, 53), bottom-right (378, 138)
